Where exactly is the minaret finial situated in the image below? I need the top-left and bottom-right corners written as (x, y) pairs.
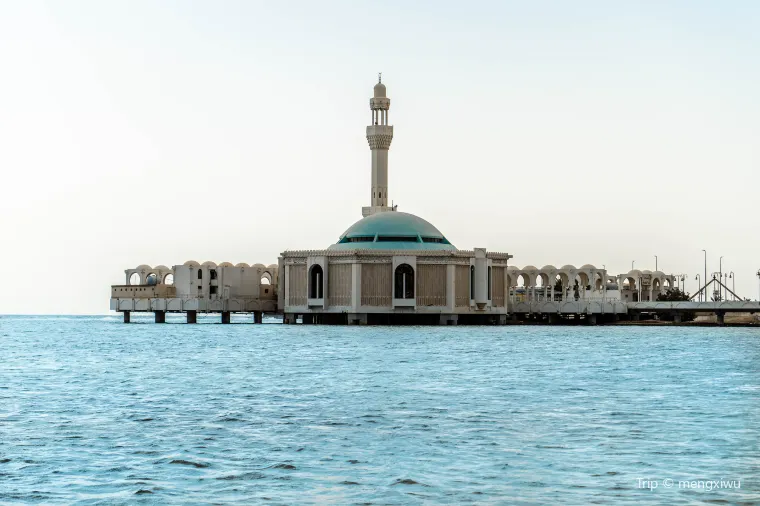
top-left (378, 72), bottom-right (382, 84)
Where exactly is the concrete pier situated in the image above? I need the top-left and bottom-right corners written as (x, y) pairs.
top-left (221, 311), bottom-right (231, 324)
top-left (154, 311), bottom-right (166, 324)
top-left (348, 313), bottom-right (368, 325)
top-left (253, 311), bottom-right (263, 324)
top-left (123, 311), bottom-right (130, 323)
top-left (439, 314), bottom-right (458, 325)
top-left (187, 310), bottom-right (197, 324)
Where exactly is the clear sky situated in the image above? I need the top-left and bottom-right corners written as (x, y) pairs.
top-left (1, 1), bottom-right (758, 313)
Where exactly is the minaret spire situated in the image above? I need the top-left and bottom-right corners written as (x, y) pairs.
top-left (362, 75), bottom-right (394, 218)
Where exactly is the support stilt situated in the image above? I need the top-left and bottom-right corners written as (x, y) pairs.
top-left (154, 311), bottom-right (166, 324)
top-left (253, 311), bottom-right (263, 324)
top-left (187, 310), bottom-right (197, 324)
top-left (123, 311), bottom-right (130, 324)
top-left (221, 311), bottom-right (231, 324)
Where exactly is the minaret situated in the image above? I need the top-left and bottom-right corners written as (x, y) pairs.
top-left (362, 74), bottom-right (394, 218)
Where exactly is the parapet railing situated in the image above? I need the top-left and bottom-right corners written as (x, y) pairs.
top-left (112, 294), bottom-right (279, 312)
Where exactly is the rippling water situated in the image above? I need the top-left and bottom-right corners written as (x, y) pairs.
top-left (1, 315), bottom-right (758, 504)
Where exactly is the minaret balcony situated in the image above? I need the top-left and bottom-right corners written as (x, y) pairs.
top-left (370, 97), bottom-right (390, 109)
top-left (366, 125), bottom-right (393, 149)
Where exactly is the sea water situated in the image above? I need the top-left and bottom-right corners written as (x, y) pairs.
top-left (0, 315), bottom-right (758, 504)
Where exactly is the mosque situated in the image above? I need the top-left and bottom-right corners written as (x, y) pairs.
top-left (110, 77), bottom-right (690, 325)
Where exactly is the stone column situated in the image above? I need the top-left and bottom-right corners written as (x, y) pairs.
top-left (350, 263), bottom-right (362, 313)
top-left (446, 264), bottom-right (456, 312)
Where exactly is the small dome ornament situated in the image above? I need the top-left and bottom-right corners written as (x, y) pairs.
top-left (373, 72), bottom-right (386, 98)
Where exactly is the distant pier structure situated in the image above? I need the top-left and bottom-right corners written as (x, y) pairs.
top-left (110, 77), bottom-right (760, 325)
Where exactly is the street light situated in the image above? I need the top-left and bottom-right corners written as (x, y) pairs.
top-left (655, 255), bottom-right (658, 271)
top-left (702, 250), bottom-right (707, 299)
top-left (632, 260), bottom-right (635, 270)
top-left (729, 272), bottom-right (734, 301)
top-left (695, 274), bottom-right (701, 302)
top-left (724, 273), bottom-right (729, 300)
top-left (719, 256), bottom-right (724, 301)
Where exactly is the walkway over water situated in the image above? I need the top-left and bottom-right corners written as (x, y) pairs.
top-left (629, 301), bottom-right (760, 313)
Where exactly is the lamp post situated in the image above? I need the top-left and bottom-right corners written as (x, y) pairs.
top-left (655, 255), bottom-right (658, 271)
top-left (729, 272), bottom-right (734, 301)
top-left (724, 273), bottom-right (728, 300)
top-left (695, 274), bottom-right (701, 301)
top-left (632, 260), bottom-right (635, 270)
top-left (702, 250), bottom-right (707, 299)
top-left (757, 269), bottom-right (760, 301)
top-left (719, 256), bottom-right (724, 301)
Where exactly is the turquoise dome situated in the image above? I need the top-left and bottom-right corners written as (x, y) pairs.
top-left (329, 212), bottom-right (456, 251)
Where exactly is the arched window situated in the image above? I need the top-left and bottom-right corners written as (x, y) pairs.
top-left (394, 264), bottom-right (415, 299)
top-left (470, 266), bottom-right (475, 299)
top-left (487, 266), bottom-right (492, 300)
top-left (309, 265), bottom-right (323, 299)
top-left (197, 269), bottom-right (203, 280)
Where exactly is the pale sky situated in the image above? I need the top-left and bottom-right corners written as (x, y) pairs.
top-left (1, 1), bottom-right (758, 314)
